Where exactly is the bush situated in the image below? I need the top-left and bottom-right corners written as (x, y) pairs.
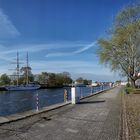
top-left (125, 87), bottom-right (134, 94)
top-left (126, 83), bottom-right (131, 87)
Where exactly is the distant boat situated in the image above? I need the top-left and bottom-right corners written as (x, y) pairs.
top-left (5, 52), bottom-right (40, 91)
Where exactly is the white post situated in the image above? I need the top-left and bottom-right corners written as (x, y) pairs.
top-left (71, 87), bottom-right (76, 104)
top-left (71, 87), bottom-right (80, 104)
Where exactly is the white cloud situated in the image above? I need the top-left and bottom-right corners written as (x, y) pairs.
top-left (45, 52), bottom-right (71, 57)
top-left (0, 9), bottom-right (20, 38)
top-left (0, 43), bottom-right (49, 62)
top-left (73, 41), bottom-right (96, 54)
top-left (1, 44), bottom-right (48, 55)
top-left (30, 60), bottom-right (110, 74)
top-left (0, 41), bottom-right (87, 56)
top-left (45, 41), bottom-right (96, 57)
top-left (0, 41), bottom-right (96, 59)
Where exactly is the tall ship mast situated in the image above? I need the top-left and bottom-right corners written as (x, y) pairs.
top-left (26, 52), bottom-right (29, 85)
top-left (5, 52), bottom-right (40, 91)
top-left (8, 51), bottom-right (21, 85)
top-left (16, 52), bottom-right (20, 86)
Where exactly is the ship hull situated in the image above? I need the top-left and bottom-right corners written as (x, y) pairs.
top-left (5, 84), bottom-right (41, 91)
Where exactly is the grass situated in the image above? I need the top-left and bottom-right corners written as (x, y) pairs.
top-left (125, 87), bottom-right (140, 94)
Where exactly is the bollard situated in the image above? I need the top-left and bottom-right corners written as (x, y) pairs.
top-left (93, 87), bottom-right (94, 93)
top-left (71, 87), bottom-right (80, 104)
top-left (36, 93), bottom-right (39, 111)
top-left (71, 87), bottom-right (76, 104)
top-left (91, 86), bottom-right (93, 94)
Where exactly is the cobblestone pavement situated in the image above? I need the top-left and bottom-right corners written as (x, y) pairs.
top-left (0, 87), bottom-right (122, 140)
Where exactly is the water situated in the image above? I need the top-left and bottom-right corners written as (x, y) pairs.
top-left (0, 86), bottom-right (110, 116)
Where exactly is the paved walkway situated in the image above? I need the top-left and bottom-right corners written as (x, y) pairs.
top-left (0, 87), bottom-right (122, 140)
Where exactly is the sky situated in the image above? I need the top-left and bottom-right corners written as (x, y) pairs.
top-left (0, 0), bottom-right (136, 81)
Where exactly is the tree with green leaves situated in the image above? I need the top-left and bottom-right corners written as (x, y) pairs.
top-left (20, 66), bottom-right (34, 83)
top-left (62, 72), bottom-right (72, 85)
top-left (47, 72), bottom-right (72, 87)
top-left (0, 74), bottom-right (11, 86)
top-left (97, 2), bottom-right (140, 87)
top-left (76, 77), bottom-right (83, 84)
top-left (38, 72), bottom-right (49, 85)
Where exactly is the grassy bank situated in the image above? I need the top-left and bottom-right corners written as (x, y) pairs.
top-left (125, 87), bottom-right (140, 94)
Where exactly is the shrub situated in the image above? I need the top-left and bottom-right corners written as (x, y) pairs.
top-left (126, 83), bottom-right (131, 87)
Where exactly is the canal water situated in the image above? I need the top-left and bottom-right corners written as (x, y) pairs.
top-left (0, 86), bottom-right (110, 116)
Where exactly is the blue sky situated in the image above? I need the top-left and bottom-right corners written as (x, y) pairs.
top-left (0, 0), bottom-right (136, 81)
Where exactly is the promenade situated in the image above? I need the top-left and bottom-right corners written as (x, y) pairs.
top-left (0, 87), bottom-right (122, 140)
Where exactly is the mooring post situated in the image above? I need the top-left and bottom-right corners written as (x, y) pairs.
top-left (36, 93), bottom-right (39, 111)
top-left (64, 89), bottom-right (68, 102)
top-left (71, 87), bottom-right (80, 104)
top-left (91, 86), bottom-right (92, 94)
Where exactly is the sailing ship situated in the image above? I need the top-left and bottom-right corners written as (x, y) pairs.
top-left (5, 83), bottom-right (41, 91)
top-left (5, 52), bottom-right (40, 91)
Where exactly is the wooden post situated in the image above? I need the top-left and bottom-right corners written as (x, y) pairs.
top-left (36, 93), bottom-right (39, 111)
top-left (64, 89), bottom-right (68, 102)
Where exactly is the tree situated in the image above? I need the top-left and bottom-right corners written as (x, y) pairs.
top-left (47, 73), bottom-right (57, 87)
top-left (83, 79), bottom-right (92, 85)
top-left (83, 79), bottom-right (89, 85)
top-left (38, 72), bottom-right (49, 85)
top-left (20, 66), bottom-right (34, 83)
top-left (47, 72), bottom-right (72, 87)
top-left (97, 2), bottom-right (140, 87)
top-left (0, 74), bottom-right (11, 85)
top-left (62, 72), bottom-right (72, 85)
top-left (76, 77), bottom-right (83, 84)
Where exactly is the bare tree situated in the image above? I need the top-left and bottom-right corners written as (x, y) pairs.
top-left (97, 2), bottom-right (140, 87)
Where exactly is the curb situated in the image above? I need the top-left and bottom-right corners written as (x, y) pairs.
top-left (122, 88), bottom-right (129, 140)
